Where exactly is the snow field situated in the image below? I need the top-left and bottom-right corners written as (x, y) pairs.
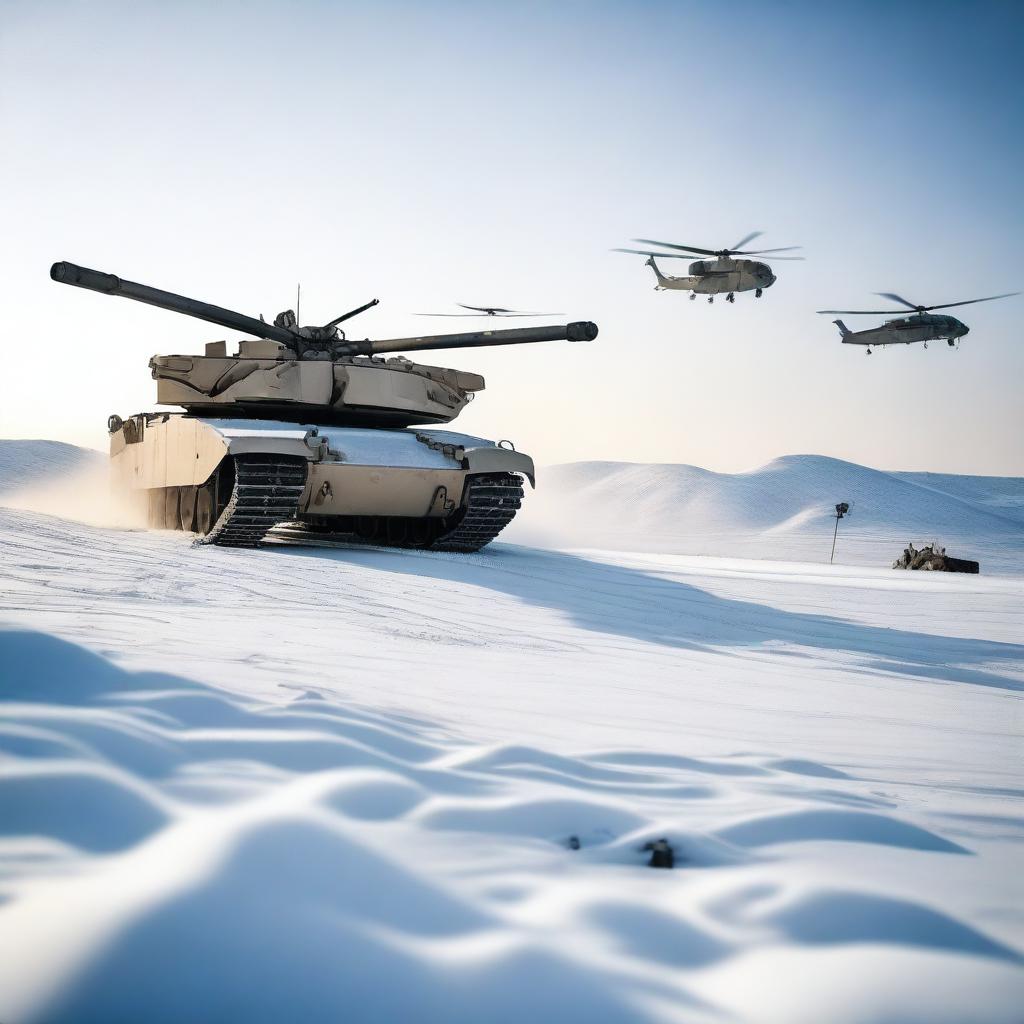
top-left (1, 441), bottom-right (1023, 1021)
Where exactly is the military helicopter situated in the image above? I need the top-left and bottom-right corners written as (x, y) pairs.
top-left (613, 232), bottom-right (803, 302)
top-left (817, 291), bottom-right (1020, 354)
top-left (416, 304), bottom-right (561, 317)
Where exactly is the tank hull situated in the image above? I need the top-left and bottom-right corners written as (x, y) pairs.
top-left (110, 414), bottom-right (534, 550)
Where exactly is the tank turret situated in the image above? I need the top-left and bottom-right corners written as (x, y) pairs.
top-left (51, 260), bottom-right (597, 552)
top-left (51, 262), bottom-right (595, 428)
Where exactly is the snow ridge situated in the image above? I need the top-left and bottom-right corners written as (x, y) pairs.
top-left (510, 454), bottom-right (1024, 571)
top-left (0, 439), bottom-right (103, 495)
top-left (2, 628), bottom-right (1022, 1023)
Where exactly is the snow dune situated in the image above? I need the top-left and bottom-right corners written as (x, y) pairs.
top-left (1, 440), bottom-right (1023, 1021)
top-left (0, 439), bottom-right (102, 496)
top-left (2, 620), bottom-right (1022, 1023)
top-left (509, 454), bottom-right (1024, 572)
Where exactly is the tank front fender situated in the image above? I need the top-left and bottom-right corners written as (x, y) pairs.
top-left (463, 446), bottom-right (535, 487)
top-left (222, 435), bottom-right (319, 460)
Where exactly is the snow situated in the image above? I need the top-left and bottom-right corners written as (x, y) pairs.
top-left (0, 439), bottom-right (102, 496)
top-left (509, 454), bottom-right (1024, 573)
top-left (1, 440), bottom-right (1022, 1022)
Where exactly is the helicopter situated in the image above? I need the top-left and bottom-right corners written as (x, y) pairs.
top-left (817, 291), bottom-right (1020, 354)
top-left (416, 304), bottom-right (561, 317)
top-left (613, 232), bottom-right (803, 302)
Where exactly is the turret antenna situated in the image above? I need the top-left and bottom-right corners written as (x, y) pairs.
top-left (296, 283), bottom-right (301, 327)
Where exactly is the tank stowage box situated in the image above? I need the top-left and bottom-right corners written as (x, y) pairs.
top-left (52, 261), bottom-right (597, 550)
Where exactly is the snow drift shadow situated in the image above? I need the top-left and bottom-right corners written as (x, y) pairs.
top-left (276, 543), bottom-right (1024, 692)
top-left (3, 629), bottom-right (1014, 1023)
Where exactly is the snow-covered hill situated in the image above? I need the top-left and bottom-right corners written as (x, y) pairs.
top-left (4, 439), bottom-right (1018, 571)
top-left (508, 455), bottom-right (1024, 572)
top-left (0, 439), bottom-right (102, 495)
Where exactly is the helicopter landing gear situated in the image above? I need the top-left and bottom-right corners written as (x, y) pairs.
top-left (755, 288), bottom-right (763, 298)
top-left (689, 292), bottom-right (696, 301)
top-left (924, 341), bottom-right (928, 349)
top-left (947, 339), bottom-right (956, 347)
top-left (726, 293), bottom-right (735, 303)
top-left (707, 296), bottom-right (714, 304)
top-left (866, 348), bottom-right (872, 355)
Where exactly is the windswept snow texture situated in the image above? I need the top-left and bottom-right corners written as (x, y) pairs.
top-left (1, 442), bottom-right (1023, 1022)
top-left (509, 455), bottom-right (1024, 573)
top-left (0, 439), bottom-right (102, 495)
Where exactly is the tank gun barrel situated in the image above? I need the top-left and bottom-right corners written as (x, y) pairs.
top-left (50, 261), bottom-right (297, 346)
top-left (356, 321), bottom-right (598, 356)
top-left (51, 261), bottom-right (599, 358)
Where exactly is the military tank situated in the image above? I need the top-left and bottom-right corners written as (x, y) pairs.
top-left (51, 261), bottom-right (597, 551)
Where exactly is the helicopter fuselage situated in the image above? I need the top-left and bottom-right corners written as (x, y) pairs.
top-left (645, 256), bottom-right (776, 296)
top-left (834, 313), bottom-right (969, 349)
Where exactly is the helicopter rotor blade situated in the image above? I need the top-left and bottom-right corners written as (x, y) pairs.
top-left (751, 254), bottom-right (805, 261)
top-left (730, 231), bottom-right (763, 251)
top-left (457, 303), bottom-right (513, 313)
top-left (740, 245), bottom-right (803, 255)
top-left (816, 308), bottom-right (907, 315)
top-left (917, 292), bottom-right (1021, 311)
top-left (613, 247), bottom-right (692, 259)
top-left (874, 292), bottom-right (922, 311)
top-left (632, 239), bottom-right (720, 256)
top-left (417, 309), bottom-right (563, 317)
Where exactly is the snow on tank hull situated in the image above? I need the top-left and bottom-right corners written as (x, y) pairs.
top-left (110, 413), bottom-right (534, 551)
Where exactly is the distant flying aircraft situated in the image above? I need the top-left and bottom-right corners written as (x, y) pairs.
top-left (817, 291), bottom-right (1020, 354)
top-left (613, 232), bottom-right (803, 302)
top-left (416, 304), bottom-right (561, 318)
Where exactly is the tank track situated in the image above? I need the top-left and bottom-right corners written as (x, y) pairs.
top-left (201, 455), bottom-right (308, 548)
top-left (430, 472), bottom-right (524, 552)
top-left (287, 472), bottom-right (524, 553)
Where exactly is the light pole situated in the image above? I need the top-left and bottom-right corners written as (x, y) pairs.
top-left (830, 502), bottom-right (850, 564)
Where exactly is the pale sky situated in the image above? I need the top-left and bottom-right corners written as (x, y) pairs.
top-left (2, 0), bottom-right (1022, 474)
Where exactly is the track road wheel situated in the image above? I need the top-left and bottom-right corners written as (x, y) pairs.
top-left (179, 486), bottom-right (198, 532)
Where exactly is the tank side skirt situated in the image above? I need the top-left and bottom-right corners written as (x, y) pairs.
top-left (286, 471), bottom-right (524, 553)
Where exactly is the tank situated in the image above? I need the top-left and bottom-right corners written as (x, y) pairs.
top-left (51, 261), bottom-right (598, 551)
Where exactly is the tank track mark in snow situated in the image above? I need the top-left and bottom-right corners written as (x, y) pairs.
top-left (201, 454), bottom-right (308, 548)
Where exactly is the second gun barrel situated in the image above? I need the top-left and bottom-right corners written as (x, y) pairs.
top-left (364, 321), bottom-right (598, 355)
